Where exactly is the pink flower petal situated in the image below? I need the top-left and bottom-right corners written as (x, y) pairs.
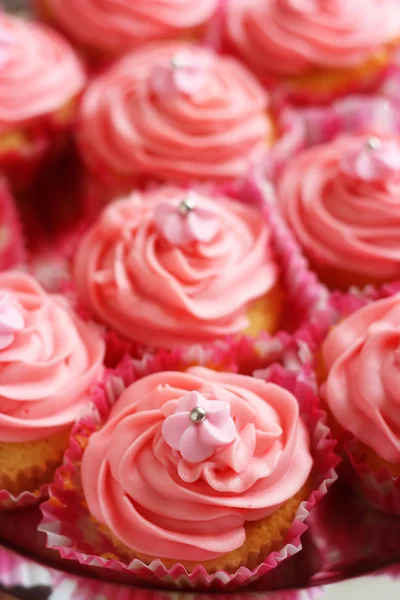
top-left (161, 412), bottom-right (190, 451)
top-left (180, 425), bottom-right (215, 462)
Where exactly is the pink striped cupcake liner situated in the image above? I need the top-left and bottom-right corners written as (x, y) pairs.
top-left (39, 359), bottom-right (338, 591)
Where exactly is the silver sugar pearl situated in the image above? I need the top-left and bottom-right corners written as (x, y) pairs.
top-left (190, 406), bottom-right (207, 424)
top-left (171, 53), bottom-right (186, 69)
top-left (179, 194), bottom-right (196, 215)
top-left (366, 137), bottom-right (381, 150)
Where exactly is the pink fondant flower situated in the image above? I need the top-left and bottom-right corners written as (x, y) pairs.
top-left (151, 51), bottom-right (211, 98)
top-left (153, 194), bottom-right (220, 246)
top-left (162, 390), bottom-right (236, 463)
top-left (0, 293), bottom-right (24, 350)
top-left (341, 137), bottom-right (400, 183)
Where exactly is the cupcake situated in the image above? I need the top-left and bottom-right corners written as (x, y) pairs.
top-left (80, 367), bottom-right (312, 573)
top-left (73, 186), bottom-right (283, 351)
top-left (223, 0), bottom-right (400, 105)
top-left (0, 14), bottom-right (85, 190)
top-left (0, 271), bottom-right (104, 503)
top-left (278, 134), bottom-right (400, 290)
top-left (320, 294), bottom-right (400, 512)
top-left (35, 0), bottom-right (218, 63)
top-left (77, 41), bottom-right (299, 196)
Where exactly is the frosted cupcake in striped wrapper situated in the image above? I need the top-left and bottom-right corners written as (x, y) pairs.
top-left (0, 271), bottom-right (104, 509)
top-left (222, 0), bottom-right (400, 105)
top-left (39, 356), bottom-right (338, 588)
top-left (0, 14), bottom-right (85, 190)
top-left (277, 133), bottom-right (400, 291)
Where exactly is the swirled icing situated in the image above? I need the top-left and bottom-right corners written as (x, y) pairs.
top-left (321, 295), bottom-right (400, 463)
top-left (82, 367), bottom-right (312, 561)
top-left (225, 0), bottom-right (400, 77)
top-left (77, 41), bottom-right (271, 183)
top-left (278, 135), bottom-right (400, 280)
top-left (0, 15), bottom-right (85, 131)
top-left (0, 272), bottom-right (104, 443)
top-left (44, 0), bottom-right (217, 55)
top-left (73, 186), bottom-right (278, 347)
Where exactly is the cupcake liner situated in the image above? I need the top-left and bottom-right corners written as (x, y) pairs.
top-left (39, 359), bottom-right (338, 591)
top-left (0, 479), bottom-right (49, 511)
top-left (0, 176), bottom-right (26, 270)
top-left (51, 169), bottom-right (330, 373)
top-left (0, 542), bottom-right (322, 600)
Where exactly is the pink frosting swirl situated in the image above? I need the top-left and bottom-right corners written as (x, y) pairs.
top-left (77, 42), bottom-right (270, 183)
top-left (0, 15), bottom-right (85, 131)
top-left (321, 295), bottom-right (400, 463)
top-left (73, 187), bottom-right (277, 347)
top-left (0, 272), bottom-right (104, 443)
top-left (225, 0), bottom-right (400, 77)
top-left (82, 367), bottom-right (312, 561)
top-left (44, 0), bottom-right (217, 56)
top-left (278, 135), bottom-right (400, 280)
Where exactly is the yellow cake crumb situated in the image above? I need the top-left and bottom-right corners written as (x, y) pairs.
top-left (0, 429), bottom-right (71, 496)
top-left (245, 282), bottom-right (285, 338)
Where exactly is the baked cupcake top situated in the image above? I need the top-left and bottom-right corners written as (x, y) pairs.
top-left (77, 42), bottom-right (271, 183)
top-left (73, 186), bottom-right (278, 347)
top-left (225, 0), bottom-right (400, 78)
top-left (0, 272), bottom-right (104, 443)
top-left (42, 0), bottom-right (217, 56)
top-left (82, 367), bottom-right (312, 561)
top-left (0, 15), bottom-right (85, 131)
top-left (321, 295), bottom-right (400, 463)
top-left (278, 135), bottom-right (400, 280)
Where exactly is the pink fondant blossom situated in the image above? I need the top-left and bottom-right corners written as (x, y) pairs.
top-left (162, 391), bottom-right (236, 463)
top-left (341, 138), bottom-right (400, 183)
top-left (153, 195), bottom-right (220, 246)
top-left (0, 293), bottom-right (24, 350)
top-left (151, 51), bottom-right (211, 98)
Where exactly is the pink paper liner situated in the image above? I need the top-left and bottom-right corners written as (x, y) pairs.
top-left (0, 479), bottom-right (50, 512)
top-left (51, 169), bottom-right (330, 373)
top-left (0, 176), bottom-right (26, 270)
top-left (39, 359), bottom-right (338, 591)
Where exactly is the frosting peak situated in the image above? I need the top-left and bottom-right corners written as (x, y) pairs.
top-left (0, 293), bottom-right (24, 350)
top-left (82, 368), bottom-right (312, 561)
top-left (73, 186), bottom-right (278, 347)
top-left (340, 137), bottom-right (400, 184)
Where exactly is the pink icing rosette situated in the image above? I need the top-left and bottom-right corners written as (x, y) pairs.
top-left (36, 0), bottom-right (218, 60)
top-left (278, 134), bottom-right (400, 286)
top-left (222, 0), bottom-right (400, 104)
top-left (39, 356), bottom-right (338, 590)
top-left (60, 173), bottom-right (329, 373)
top-left (77, 41), bottom-right (304, 196)
top-left (0, 14), bottom-right (85, 188)
top-left (0, 271), bottom-right (105, 510)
